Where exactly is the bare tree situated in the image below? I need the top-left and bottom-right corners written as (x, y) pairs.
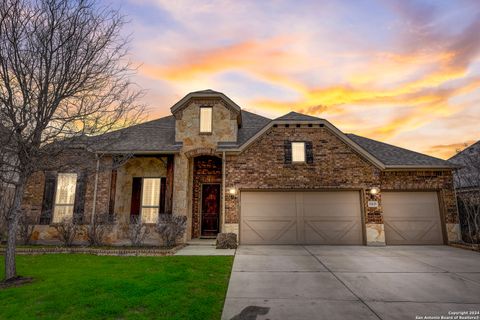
top-left (0, 0), bottom-right (144, 281)
top-left (0, 183), bottom-right (14, 244)
top-left (451, 143), bottom-right (480, 248)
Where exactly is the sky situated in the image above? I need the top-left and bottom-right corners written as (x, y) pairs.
top-left (107, 0), bottom-right (479, 159)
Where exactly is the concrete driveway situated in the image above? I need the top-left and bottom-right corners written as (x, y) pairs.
top-left (222, 245), bottom-right (480, 320)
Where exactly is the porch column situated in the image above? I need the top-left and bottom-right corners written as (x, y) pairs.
top-left (165, 155), bottom-right (174, 214)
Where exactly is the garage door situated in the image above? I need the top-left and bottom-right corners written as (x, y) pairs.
top-left (240, 191), bottom-right (363, 245)
top-left (382, 192), bottom-right (444, 245)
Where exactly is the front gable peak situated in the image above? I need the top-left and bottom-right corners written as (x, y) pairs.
top-left (170, 89), bottom-right (242, 126)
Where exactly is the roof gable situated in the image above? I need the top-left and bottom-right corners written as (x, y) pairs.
top-left (275, 111), bottom-right (324, 121)
top-left (170, 90), bottom-right (242, 125)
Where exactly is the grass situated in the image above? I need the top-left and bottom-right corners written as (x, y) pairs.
top-left (0, 254), bottom-right (233, 320)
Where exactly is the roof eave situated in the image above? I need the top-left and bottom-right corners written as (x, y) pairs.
top-left (94, 150), bottom-right (181, 155)
top-left (383, 164), bottom-right (456, 170)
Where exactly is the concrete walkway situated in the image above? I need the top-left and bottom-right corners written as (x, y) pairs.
top-left (222, 245), bottom-right (480, 320)
top-left (174, 239), bottom-right (236, 256)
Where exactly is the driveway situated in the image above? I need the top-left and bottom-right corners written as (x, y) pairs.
top-left (222, 245), bottom-right (480, 320)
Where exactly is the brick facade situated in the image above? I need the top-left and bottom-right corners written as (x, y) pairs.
top-left (381, 170), bottom-right (457, 224)
top-left (224, 125), bottom-right (458, 236)
top-left (224, 125), bottom-right (381, 224)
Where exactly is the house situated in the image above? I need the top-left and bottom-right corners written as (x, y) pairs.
top-left (449, 140), bottom-right (480, 191)
top-left (20, 90), bottom-right (460, 246)
top-left (449, 141), bottom-right (480, 243)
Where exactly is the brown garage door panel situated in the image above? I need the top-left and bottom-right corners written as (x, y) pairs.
top-left (383, 192), bottom-right (444, 245)
top-left (303, 192), bottom-right (363, 244)
top-left (240, 191), bottom-right (363, 245)
top-left (241, 192), bottom-right (298, 244)
top-left (304, 218), bottom-right (363, 244)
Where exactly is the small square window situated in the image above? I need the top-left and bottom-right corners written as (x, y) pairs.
top-left (200, 107), bottom-right (212, 133)
top-left (291, 142), bottom-right (306, 162)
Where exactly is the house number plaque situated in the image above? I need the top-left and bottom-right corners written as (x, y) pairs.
top-left (367, 201), bottom-right (379, 208)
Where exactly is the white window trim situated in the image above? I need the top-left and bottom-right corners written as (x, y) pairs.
top-left (53, 173), bottom-right (78, 223)
top-left (199, 106), bottom-right (213, 133)
top-left (140, 177), bottom-right (162, 223)
top-left (291, 141), bottom-right (306, 163)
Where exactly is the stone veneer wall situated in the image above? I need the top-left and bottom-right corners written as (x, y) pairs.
top-left (191, 156), bottom-right (222, 238)
top-left (113, 156), bottom-right (167, 223)
top-left (172, 99), bottom-right (238, 240)
top-left (174, 100), bottom-right (238, 146)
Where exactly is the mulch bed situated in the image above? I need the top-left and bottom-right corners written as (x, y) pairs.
top-left (0, 276), bottom-right (34, 289)
top-left (0, 244), bottom-right (186, 257)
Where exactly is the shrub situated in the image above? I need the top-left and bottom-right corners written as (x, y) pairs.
top-left (86, 214), bottom-right (115, 246)
top-left (17, 211), bottom-right (36, 245)
top-left (121, 216), bottom-right (150, 246)
top-left (53, 217), bottom-right (80, 246)
top-left (156, 214), bottom-right (187, 247)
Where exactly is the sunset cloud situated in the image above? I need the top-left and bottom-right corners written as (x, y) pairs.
top-left (116, 0), bottom-right (480, 159)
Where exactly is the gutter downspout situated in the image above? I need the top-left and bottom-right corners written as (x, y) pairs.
top-left (222, 151), bottom-right (226, 233)
top-left (91, 155), bottom-right (100, 224)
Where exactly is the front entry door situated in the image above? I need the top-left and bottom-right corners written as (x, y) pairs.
top-left (201, 184), bottom-right (220, 237)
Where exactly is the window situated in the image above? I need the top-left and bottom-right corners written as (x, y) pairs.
top-left (52, 173), bottom-right (77, 223)
top-left (199, 106), bottom-right (212, 133)
top-left (141, 178), bottom-right (161, 223)
top-left (291, 142), bottom-right (306, 162)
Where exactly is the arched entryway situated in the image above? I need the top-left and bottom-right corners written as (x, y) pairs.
top-left (192, 155), bottom-right (222, 238)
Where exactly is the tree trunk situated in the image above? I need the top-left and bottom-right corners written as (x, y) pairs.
top-left (4, 176), bottom-right (26, 281)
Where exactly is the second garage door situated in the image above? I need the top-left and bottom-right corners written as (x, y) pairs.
top-left (240, 191), bottom-right (363, 245)
top-left (382, 192), bottom-right (444, 245)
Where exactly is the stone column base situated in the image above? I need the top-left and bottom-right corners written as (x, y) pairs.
top-left (366, 223), bottom-right (386, 246)
top-left (223, 223), bottom-right (239, 237)
top-left (446, 223), bottom-right (461, 242)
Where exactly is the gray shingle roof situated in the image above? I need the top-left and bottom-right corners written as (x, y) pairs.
top-left (89, 95), bottom-right (454, 169)
top-left (94, 115), bottom-right (181, 152)
top-left (190, 89), bottom-right (222, 94)
top-left (347, 134), bottom-right (453, 167)
top-left (237, 110), bottom-right (271, 145)
top-left (275, 111), bottom-right (324, 121)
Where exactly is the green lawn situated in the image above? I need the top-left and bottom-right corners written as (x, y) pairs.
top-left (0, 254), bottom-right (233, 320)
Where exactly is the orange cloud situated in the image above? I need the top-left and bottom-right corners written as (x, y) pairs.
top-left (140, 37), bottom-right (298, 81)
top-left (426, 140), bottom-right (477, 159)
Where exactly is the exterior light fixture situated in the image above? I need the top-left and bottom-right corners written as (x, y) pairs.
top-left (369, 187), bottom-right (380, 195)
top-left (228, 188), bottom-right (237, 195)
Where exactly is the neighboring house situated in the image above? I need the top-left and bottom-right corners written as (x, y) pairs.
top-left (449, 140), bottom-right (480, 191)
top-left (449, 140), bottom-right (480, 243)
top-left (20, 90), bottom-right (460, 246)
